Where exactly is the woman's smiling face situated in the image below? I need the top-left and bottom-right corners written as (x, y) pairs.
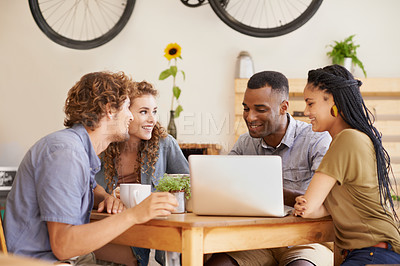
top-left (303, 83), bottom-right (336, 133)
top-left (128, 94), bottom-right (158, 141)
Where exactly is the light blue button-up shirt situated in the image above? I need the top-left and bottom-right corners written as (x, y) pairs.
top-left (4, 124), bottom-right (100, 261)
top-left (229, 114), bottom-right (331, 191)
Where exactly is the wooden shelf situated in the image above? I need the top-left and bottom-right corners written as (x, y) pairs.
top-left (288, 91), bottom-right (400, 97)
top-left (179, 143), bottom-right (221, 159)
top-left (235, 78), bottom-right (400, 96)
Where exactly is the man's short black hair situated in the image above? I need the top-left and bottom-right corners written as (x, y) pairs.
top-left (247, 71), bottom-right (289, 97)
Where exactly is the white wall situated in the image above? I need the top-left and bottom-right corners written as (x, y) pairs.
top-left (1, 0), bottom-right (400, 166)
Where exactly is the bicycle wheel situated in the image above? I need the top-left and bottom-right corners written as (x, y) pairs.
top-left (208, 0), bottom-right (323, 38)
top-left (28, 0), bottom-right (136, 50)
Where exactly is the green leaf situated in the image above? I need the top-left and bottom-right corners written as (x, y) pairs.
top-left (175, 105), bottom-right (183, 118)
top-left (155, 174), bottom-right (191, 199)
top-left (159, 69), bottom-right (171, 80)
top-left (170, 66), bottom-right (177, 77)
top-left (181, 70), bottom-right (186, 81)
top-left (173, 86), bottom-right (181, 99)
top-left (326, 34), bottom-right (366, 77)
top-left (352, 57), bottom-right (367, 77)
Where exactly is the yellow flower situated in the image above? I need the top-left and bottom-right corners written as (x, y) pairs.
top-left (164, 43), bottom-right (181, 60)
top-left (159, 42), bottom-right (185, 120)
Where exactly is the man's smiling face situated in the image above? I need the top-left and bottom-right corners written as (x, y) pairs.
top-left (242, 86), bottom-right (284, 139)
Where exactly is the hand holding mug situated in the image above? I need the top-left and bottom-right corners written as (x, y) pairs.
top-left (129, 192), bottom-right (179, 224)
top-left (120, 184), bottom-right (151, 208)
top-left (113, 187), bottom-right (120, 198)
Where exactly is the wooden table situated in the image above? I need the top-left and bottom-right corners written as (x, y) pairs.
top-left (91, 211), bottom-right (337, 266)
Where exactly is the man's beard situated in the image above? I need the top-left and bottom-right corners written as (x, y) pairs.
top-left (111, 131), bottom-right (130, 143)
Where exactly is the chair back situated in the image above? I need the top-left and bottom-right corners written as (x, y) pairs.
top-left (0, 217), bottom-right (7, 255)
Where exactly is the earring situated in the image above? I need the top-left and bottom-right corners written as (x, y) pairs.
top-left (330, 105), bottom-right (338, 117)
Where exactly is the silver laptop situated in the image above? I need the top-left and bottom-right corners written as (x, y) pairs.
top-left (189, 155), bottom-right (292, 217)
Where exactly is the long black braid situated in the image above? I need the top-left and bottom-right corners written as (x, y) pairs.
top-left (307, 64), bottom-right (398, 220)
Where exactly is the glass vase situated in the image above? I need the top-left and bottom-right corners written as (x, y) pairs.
top-left (167, 110), bottom-right (177, 139)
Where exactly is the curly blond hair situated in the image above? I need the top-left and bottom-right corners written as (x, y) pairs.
top-left (64, 71), bottom-right (133, 129)
top-left (102, 81), bottom-right (168, 191)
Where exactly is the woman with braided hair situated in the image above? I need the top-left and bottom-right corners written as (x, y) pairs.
top-left (95, 80), bottom-right (189, 266)
top-left (294, 64), bottom-right (400, 265)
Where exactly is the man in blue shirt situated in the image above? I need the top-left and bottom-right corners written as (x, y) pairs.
top-left (206, 71), bottom-right (333, 266)
top-left (4, 71), bottom-right (178, 264)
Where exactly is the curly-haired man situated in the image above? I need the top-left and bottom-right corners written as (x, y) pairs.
top-left (4, 71), bottom-right (177, 265)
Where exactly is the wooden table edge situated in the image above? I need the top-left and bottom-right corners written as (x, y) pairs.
top-left (90, 211), bottom-right (333, 228)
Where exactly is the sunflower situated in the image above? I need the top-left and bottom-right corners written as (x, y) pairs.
top-left (164, 43), bottom-right (182, 61)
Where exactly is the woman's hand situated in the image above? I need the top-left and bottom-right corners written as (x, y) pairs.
top-left (97, 194), bottom-right (126, 214)
top-left (293, 195), bottom-right (307, 217)
top-left (291, 172), bottom-right (336, 218)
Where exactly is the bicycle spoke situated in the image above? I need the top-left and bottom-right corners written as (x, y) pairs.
top-left (209, 0), bottom-right (322, 37)
top-left (269, 0), bottom-right (277, 28)
top-left (86, 2), bottom-right (99, 40)
top-left (249, 0), bottom-right (260, 27)
top-left (260, 0), bottom-right (267, 28)
top-left (61, 1), bottom-right (81, 40)
top-left (218, 0), bottom-right (314, 29)
top-left (29, 0), bottom-right (136, 49)
top-left (97, 1), bottom-right (121, 31)
top-left (35, 0), bottom-right (129, 41)
top-left (80, 0), bottom-right (88, 40)
top-left (225, 0), bottom-right (244, 19)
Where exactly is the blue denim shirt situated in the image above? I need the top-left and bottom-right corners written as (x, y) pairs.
top-left (96, 134), bottom-right (189, 192)
top-left (4, 124), bottom-right (100, 261)
top-left (229, 114), bottom-right (331, 191)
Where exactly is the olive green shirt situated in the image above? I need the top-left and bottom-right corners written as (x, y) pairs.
top-left (317, 129), bottom-right (400, 253)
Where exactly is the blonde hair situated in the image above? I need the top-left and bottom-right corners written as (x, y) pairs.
top-left (102, 81), bottom-right (168, 191)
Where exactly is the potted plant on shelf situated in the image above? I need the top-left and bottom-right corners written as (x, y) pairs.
top-left (326, 34), bottom-right (367, 77)
top-left (155, 174), bottom-right (191, 213)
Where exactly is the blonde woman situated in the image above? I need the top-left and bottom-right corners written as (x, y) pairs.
top-left (96, 81), bottom-right (188, 265)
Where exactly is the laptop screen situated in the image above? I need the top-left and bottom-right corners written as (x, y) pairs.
top-left (189, 155), bottom-right (286, 217)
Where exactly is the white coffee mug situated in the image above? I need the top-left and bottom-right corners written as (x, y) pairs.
top-left (120, 184), bottom-right (151, 208)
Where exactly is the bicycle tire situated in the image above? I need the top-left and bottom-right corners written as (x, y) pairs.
top-left (208, 0), bottom-right (323, 38)
top-left (28, 0), bottom-right (136, 50)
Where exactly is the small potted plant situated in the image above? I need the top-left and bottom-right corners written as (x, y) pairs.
top-left (155, 174), bottom-right (191, 213)
top-left (326, 34), bottom-right (367, 77)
